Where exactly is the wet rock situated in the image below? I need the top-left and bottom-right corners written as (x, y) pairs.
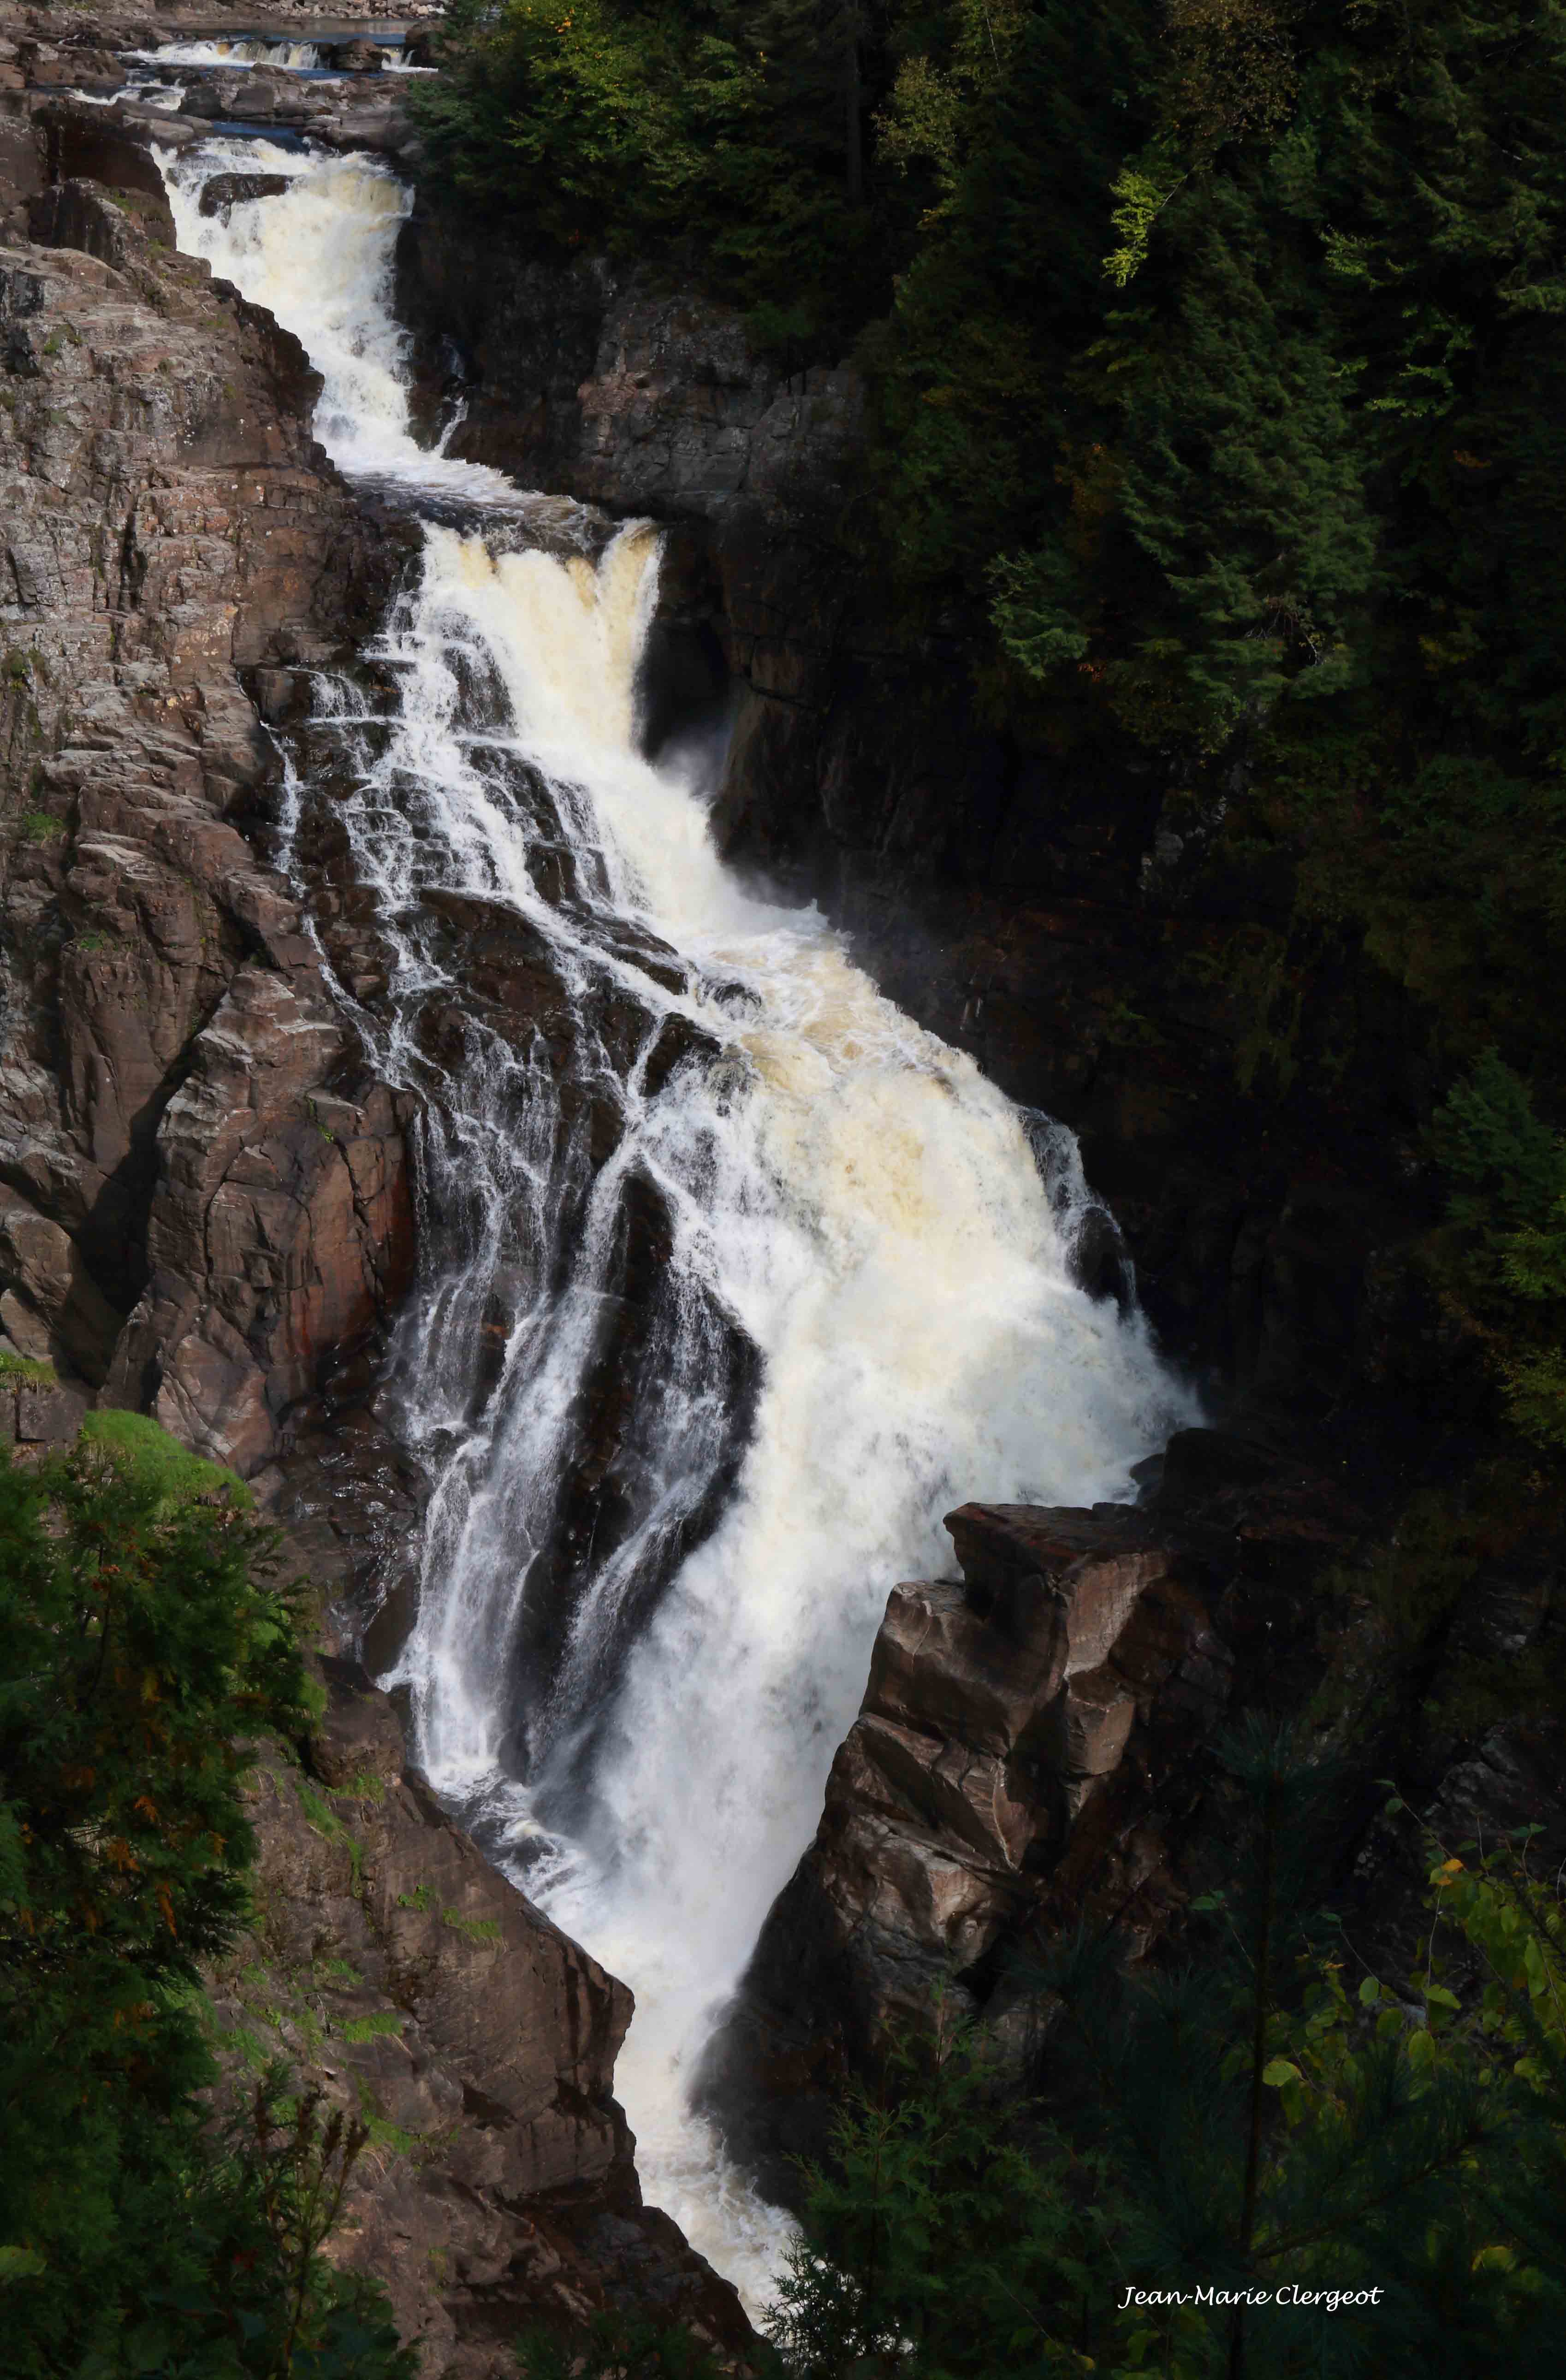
top-left (178, 76), bottom-right (243, 121)
top-left (199, 170), bottom-right (293, 218)
top-left (324, 39), bottom-right (385, 73)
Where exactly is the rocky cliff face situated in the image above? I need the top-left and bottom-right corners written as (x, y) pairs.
top-left (0, 127), bottom-right (412, 1477)
top-left (224, 1655), bottom-right (755, 2377)
top-left (701, 1426), bottom-right (1565, 2190)
top-left (698, 1433), bottom-right (1327, 2186)
top-left (0, 70), bottom-right (761, 2368)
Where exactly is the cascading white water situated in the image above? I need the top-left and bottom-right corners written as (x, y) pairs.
top-left (139, 36), bottom-right (436, 76)
top-left (137, 37), bottom-right (325, 71)
top-left (162, 144), bottom-right (525, 501)
top-left (158, 141), bottom-right (1197, 2313)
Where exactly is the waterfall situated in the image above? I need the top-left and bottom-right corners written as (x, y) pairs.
top-left (137, 37), bottom-right (325, 71)
top-left (157, 142), bottom-right (1196, 2312)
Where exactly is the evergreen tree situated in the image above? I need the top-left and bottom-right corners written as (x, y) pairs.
top-left (764, 1724), bottom-right (1566, 2378)
top-left (0, 1426), bottom-right (409, 2377)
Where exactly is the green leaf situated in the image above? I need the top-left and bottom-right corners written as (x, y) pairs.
top-left (1262, 2058), bottom-right (1303, 2087)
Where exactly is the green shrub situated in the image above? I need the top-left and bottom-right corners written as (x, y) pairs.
top-left (80, 1406), bottom-right (252, 1511)
top-left (0, 1433), bottom-right (407, 2376)
top-left (0, 1352), bottom-right (55, 1385)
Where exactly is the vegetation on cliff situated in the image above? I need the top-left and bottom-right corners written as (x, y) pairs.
top-left (0, 1428), bottom-right (409, 2379)
top-left (415, 0), bottom-right (1566, 1442)
top-left (765, 1729), bottom-right (1566, 2378)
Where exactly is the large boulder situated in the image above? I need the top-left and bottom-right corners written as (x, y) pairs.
top-left (745, 1501), bottom-right (1229, 2047)
top-left (198, 171), bottom-right (293, 218)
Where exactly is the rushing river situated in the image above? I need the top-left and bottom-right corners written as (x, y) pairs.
top-left (159, 136), bottom-right (1193, 2313)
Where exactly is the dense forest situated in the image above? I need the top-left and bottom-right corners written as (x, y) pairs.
top-left (414, 0), bottom-right (1566, 1454)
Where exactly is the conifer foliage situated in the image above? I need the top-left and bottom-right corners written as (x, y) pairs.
top-left (415, 0), bottom-right (1566, 1437)
top-left (765, 1726), bottom-right (1566, 2378)
top-left (0, 1429), bottom-right (409, 2378)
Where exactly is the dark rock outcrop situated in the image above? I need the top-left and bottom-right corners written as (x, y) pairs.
top-left (394, 213), bottom-right (862, 530)
top-left (700, 1432), bottom-right (1378, 2187)
top-left (199, 169), bottom-right (293, 218)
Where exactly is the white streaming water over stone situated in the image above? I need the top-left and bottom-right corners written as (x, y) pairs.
top-left (140, 36), bottom-right (434, 77)
top-left (158, 140), bottom-right (1198, 2315)
top-left (161, 144), bottom-right (524, 502)
top-left (139, 37), bottom-right (325, 70)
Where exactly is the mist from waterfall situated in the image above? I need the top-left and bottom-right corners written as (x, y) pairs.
top-left (157, 142), bottom-right (1197, 2312)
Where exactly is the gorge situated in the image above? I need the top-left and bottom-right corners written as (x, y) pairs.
top-left (5, 12), bottom-right (1566, 2378)
top-left (159, 118), bottom-right (1193, 2301)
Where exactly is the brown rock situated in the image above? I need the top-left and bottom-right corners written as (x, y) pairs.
top-left (0, 1186), bottom-right (120, 1382)
top-left (211, 1661), bottom-right (759, 2377)
top-left (0, 218), bottom-right (406, 1474)
top-left (700, 1498), bottom-right (1232, 2184)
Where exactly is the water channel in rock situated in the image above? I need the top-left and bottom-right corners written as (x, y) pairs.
top-left (160, 134), bottom-right (1195, 2311)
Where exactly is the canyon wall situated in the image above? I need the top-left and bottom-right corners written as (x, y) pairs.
top-left (392, 188), bottom-right (1566, 2170)
top-left (0, 113), bottom-right (412, 1478)
top-left (394, 199), bottom-right (1459, 1436)
top-left (0, 80), bottom-right (759, 2373)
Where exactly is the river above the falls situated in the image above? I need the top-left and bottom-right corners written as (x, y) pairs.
top-left (158, 137), bottom-right (1196, 2313)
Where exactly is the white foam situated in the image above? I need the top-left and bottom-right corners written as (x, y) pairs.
top-left (157, 142), bottom-right (523, 505)
top-left (158, 135), bottom-right (1197, 2318)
